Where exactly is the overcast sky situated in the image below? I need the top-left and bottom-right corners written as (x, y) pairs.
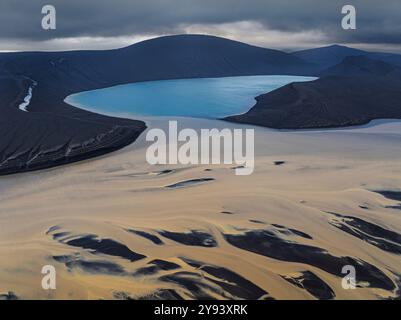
top-left (0, 0), bottom-right (400, 53)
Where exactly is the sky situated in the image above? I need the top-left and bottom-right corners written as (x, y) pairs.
top-left (0, 0), bottom-right (400, 53)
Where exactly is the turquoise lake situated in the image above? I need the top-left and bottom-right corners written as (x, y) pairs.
top-left (66, 75), bottom-right (316, 119)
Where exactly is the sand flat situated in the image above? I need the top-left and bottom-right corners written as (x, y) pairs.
top-left (0, 118), bottom-right (401, 300)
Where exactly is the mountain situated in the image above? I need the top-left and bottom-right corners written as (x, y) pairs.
top-left (293, 44), bottom-right (401, 69)
top-left (0, 34), bottom-right (315, 175)
top-left (225, 56), bottom-right (401, 129)
top-left (0, 34), bottom-right (315, 88)
top-left (2, 35), bottom-right (401, 175)
top-left (319, 55), bottom-right (401, 77)
top-left (0, 74), bottom-right (146, 175)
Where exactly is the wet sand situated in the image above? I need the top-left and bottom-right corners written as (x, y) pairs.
top-left (0, 117), bottom-right (401, 300)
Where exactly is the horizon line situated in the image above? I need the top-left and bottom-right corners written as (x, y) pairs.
top-left (0, 33), bottom-right (400, 55)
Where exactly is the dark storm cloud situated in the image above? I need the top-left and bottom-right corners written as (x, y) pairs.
top-left (0, 0), bottom-right (400, 51)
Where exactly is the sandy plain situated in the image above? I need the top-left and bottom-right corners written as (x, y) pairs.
top-left (0, 117), bottom-right (400, 300)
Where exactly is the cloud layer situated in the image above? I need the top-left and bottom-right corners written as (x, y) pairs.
top-left (1, 0), bottom-right (400, 52)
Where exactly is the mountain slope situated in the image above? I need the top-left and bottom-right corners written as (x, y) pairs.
top-left (293, 44), bottom-right (401, 69)
top-left (319, 55), bottom-right (401, 77)
top-left (0, 34), bottom-right (315, 175)
top-left (225, 56), bottom-right (401, 129)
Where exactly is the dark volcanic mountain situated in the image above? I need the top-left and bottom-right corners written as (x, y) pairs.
top-left (319, 55), bottom-right (401, 77)
top-left (294, 44), bottom-right (401, 69)
top-left (2, 35), bottom-right (401, 175)
top-left (0, 35), bottom-right (314, 175)
top-left (225, 56), bottom-right (401, 129)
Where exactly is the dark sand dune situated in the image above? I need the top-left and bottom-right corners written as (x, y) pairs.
top-left (179, 258), bottom-right (270, 299)
top-left (53, 255), bottom-right (126, 275)
top-left (327, 211), bottom-right (401, 255)
top-left (35, 180), bottom-right (401, 300)
top-left (374, 190), bottom-right (401, 202)
top-left (160, 268), bottom-right (270, 300)
top-left (223, 228), bottom-right (397, 291)
top-left (46, 224), bottom-right (272, 299)
top-left (133, 260), bottom-right (181, 276)
top-left (282, 271), bottom-right (335, 300)
top-left (0, 291), bottom-right (18, 300)
top-left (165, 178), bottom-right (215, 189)
top-left (134, 289), bottom-right (184, 300)
top-left (50, 231), bottom-right (147, 262)
top-left (271, 224), bottom-right (313, 240)
top-left (372, 190), bottom-right (401, 210)
top-left (158, 230), bottom-right (217, 247)
top-left (127, 229), bottom-right (165, 245)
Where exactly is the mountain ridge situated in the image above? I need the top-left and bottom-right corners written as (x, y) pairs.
top-left (293, 44), bottom-right (401, 69)
top-left (225, 55), bottom-right (401, 129)
top-left (1, 35), bottom-right (401, 174)
top-left (0, 34), bottom-right (315, 175)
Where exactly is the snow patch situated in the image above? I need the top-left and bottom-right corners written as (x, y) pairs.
top-left (19, 80), bottom-right (37, 112)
